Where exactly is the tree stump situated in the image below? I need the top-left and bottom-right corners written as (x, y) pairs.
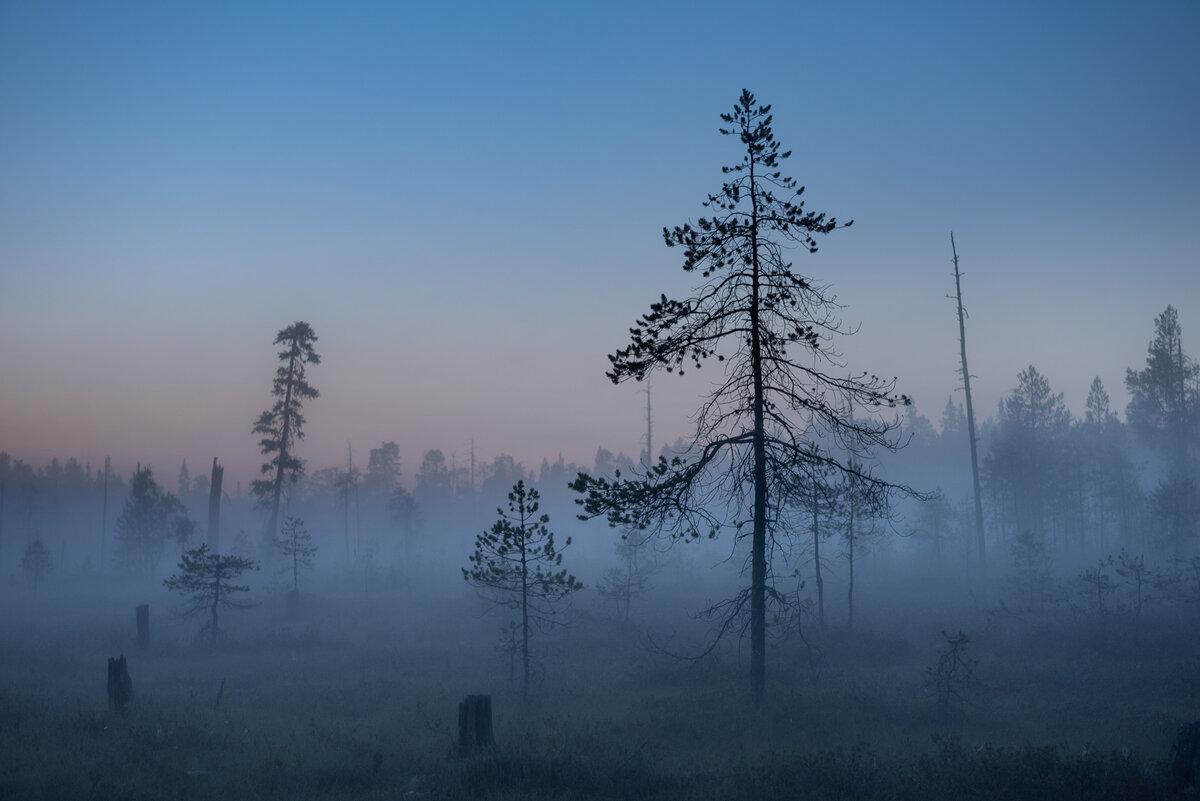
top-left (458, 694), bottom-right (494, 756)
top-left (107, 655), bottom-right (133, 712)
top-left (135, 604), bottom-right (150, 651)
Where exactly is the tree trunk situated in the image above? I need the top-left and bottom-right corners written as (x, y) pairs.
top-left (458, 694), bottom-right (495, 756)
top-left (100, 458), bottom-right (109, 569)
top-left (813, 485), bottom-right (825, 630)
top-left (210, 565), bottom-right (221, 640)
top-left (520, 514), bottom-right (531, 700)
top-left (207, 458), bottom-right (223, 551)
top-left (267, 355), bottom-right (298, 543)
top-left (951, 233), bottom-right (987, 571)
top-left (847, 504), bottom-right (855, 632)
top-left (748, 155), bottom-right (767, 704)
top-left (135, 604), bottom-right (150, 651)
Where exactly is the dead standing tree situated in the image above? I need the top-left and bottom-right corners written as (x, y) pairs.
top-left (206, 457), bottom-right (223, 551)
top-left (950, 233), bottom-right (986, 569)
top-left (573, 90), bottom-right (913, 702)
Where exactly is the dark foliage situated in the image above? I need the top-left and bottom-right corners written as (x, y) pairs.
top-left (573, 89), bottom-right (912, 700)
top-left (251, 321), bottom-right (320, 542)
top-left (113, 465), bottom-right (193, 576)
top-left (464, 480), bottom-right (582, 697)
top-left (163, 543), bottom-right (260, 640)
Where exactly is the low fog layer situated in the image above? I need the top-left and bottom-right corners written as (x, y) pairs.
top-left (2, 301), bottom-right (1198, 797)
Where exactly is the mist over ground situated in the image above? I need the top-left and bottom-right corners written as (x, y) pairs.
top-left (3, 2), bottom-right (1199, 799)
top-left (2, 300), bottom-right (1199, 798)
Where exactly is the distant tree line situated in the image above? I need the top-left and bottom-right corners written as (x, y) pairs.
top-left (1, 305), bottom-right (1195, 600)
top-left (898, 305), bottom-right (1198, 569)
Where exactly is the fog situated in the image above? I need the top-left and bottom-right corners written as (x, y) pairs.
top-left (3, 3), bottom-right (1199, 797)
top-left (2, 302), bottom-right (1199, 798)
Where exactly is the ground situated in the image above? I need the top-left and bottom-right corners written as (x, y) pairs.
top-left (0, 570), bottom-right (1196, 799)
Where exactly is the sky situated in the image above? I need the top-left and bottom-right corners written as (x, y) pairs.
top-left (1, 1), bottom-right (1197, 490)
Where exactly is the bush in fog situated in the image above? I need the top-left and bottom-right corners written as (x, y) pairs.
top-left (596, 528), bottom-right (657, 621)
top-left (464, 480), bottom-right (582, 697)
top-left (1113, 549), bottom-right (1153, 617)
top-left (20, 537), bottom-right (52, 594)
top-left (113, 464), bottom-right (194, 575)
top-left (1077, 557), bottom-right (1118, 616)
top-left (1010, 530), bottom-right (1053, 608)
top-left (926, 629), bottom-right (977, 712)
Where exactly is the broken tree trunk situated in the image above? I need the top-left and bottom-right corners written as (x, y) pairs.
top-left (458, 694), bottom-right (494, 756)
top-left (207, 458), bottom-right (223, 551)
top-left (135, 604), bottom-right (149, 651)
top-left (107, 655), bottom-right (132, 712)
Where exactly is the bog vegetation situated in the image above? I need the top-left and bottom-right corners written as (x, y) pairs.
top-left (1, 92), bottom-right (1197, 799)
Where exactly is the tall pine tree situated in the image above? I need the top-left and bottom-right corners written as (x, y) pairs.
top-left (573, 90), bottom-right (912, 701)
top-left (252, 322), bottom-right (320, 543)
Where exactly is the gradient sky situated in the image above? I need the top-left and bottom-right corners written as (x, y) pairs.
top-left (1, 1), bottom-right (1197, 489)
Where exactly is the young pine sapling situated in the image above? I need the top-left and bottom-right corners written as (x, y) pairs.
top-left (464, 480), bottom-right (582, 699)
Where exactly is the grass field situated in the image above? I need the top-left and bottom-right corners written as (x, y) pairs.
top-left (1, 569), bottom-right (1197, 799)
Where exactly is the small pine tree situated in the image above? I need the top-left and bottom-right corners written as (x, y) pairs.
top-left (273, 516), bottom-right (317, 597)
top-left (597, 528), bottom-right (656, 621)
top-left (163, 544), bottom-right (259, 640)
top-left (463, 480), bottom-right (582, 698)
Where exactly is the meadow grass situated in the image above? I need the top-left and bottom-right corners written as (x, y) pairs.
top-left (0, 572), bottom-right (1195, 799)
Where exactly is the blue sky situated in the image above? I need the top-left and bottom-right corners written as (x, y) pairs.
top-left (1, 1), bottom-right (1197, 487)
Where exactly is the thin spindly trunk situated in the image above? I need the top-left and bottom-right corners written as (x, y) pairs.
top-left (520, 509), bottom-right (530, 700)
top-left (952, 233), bottom-right (986, 571)
top-left (344, 443), bottom-right (352, 563)
top-left (644, 380), bottom-right (653, 470)
top-left (1175, 335), bottom-right (1188, 475)
top-left (847, 502), bottom-right (855, 632)
top-left (101, 458), bottom-right (109, 569)
top-left (813, 483), bottom-right (824, 630)
top-left (210, 563), bottom-right (222, 641)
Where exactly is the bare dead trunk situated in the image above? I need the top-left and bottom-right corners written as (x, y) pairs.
top-left (207, 458), bottom-right (223, 551)
top-left (952, 233), bottom-right (987, 571)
